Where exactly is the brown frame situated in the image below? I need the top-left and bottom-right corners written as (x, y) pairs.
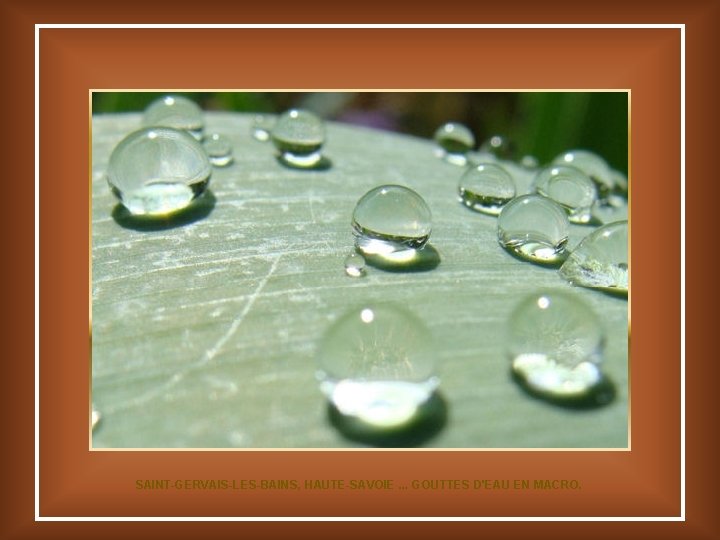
top-left (7, 3), bottom-right (710, 536)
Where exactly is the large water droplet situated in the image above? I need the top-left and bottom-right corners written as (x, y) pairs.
top-left (433, 122), bottom-right (475, 166)
top-left (559, 221), bottom-right (628, 294)
top-left (497, 195), bottom-right (569, 264)
top-left (458, 163), bottom-right (516, 215)
top-left (107, 127), bottom-right (211, 216)
top-left (344, 251), bottom-right (367, 277)
top-left (316, 304), bottom-right (438, 428)
top-left (553, 149), bottom-right (614, 199)
top-left (533, 165), bottom-right (597, 224)
top-left (352, 185), bottom-right (432, 255)
top-left (142, 95), bottom-right (204, 140)
top-left (507, 291), bottom-right (605, 398)
top-left (271, 109), bottom-right (326, 168)
top-left (202, 133), bottom-right (233, 167)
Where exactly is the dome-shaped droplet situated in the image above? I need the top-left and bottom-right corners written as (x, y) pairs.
top-left (344, 251), bottom-right (367, 277)
top-left (271, 109), bottom-right (326, 168)
top-left (520, 155), bottom-right (540, 169)
top-left (107, 127), bottom-right (212, 216)
top-left (533, 165), bottom-right (597, 224)
top-left (507, 291), bottom-right (605, 398)
top-left (480, 134), bottom-right (516, 160)
top-left (142, 95), bottom-right (204, 140)
top-left (610, 169), bottom-right (628, 195)
top-left (251, 114), bottom-right (276, 142)
top-left (553, 149), bottom-right (614, 198)
top-left (559, 221), bottom-right (628, 294)
top-left (316, 304), bottom-right (438, 428)
top-left (433, 122), bottom-right (475, 166)
top-left (352, 185), bottom-right (432, 255)
top-left (458, 163), bottom-right (516, 215)
top-left (591, 195), bottom-right (628, 225)
top-left (497, 195), bottom-right (569, 264)
top-left (202, 133), bottom-right (233, 167)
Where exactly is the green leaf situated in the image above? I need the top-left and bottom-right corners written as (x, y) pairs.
top-left (92, 113), bottom-right (628, 448)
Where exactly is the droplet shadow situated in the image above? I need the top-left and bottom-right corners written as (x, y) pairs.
top-left (362, 244), bottom-right (441, 273)
top-left (275, 154), bottom-right (332, 171)
top-left (111, 190), bottom-right (216, 232)
top-left (327, 391), bottom-right (448, 447)
top-left (510, 368), bottom-right (617, 410)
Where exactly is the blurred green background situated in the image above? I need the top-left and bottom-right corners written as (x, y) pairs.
top-left (92, 92), bottom-right (628, 174)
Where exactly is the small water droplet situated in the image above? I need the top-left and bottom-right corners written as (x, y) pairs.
top-left (352, 185), bottom-right (432, 255)
top-left (497, 195), bottom-right (569, 264)
top-left (480, 134), bottom-right (516, 159)
top-left (591, 194), bottom-right (628, 224)
top-left (92, 407), bottom-right (101, 431)
top-left (520, 155), bottom-right (540, 169)
top-left (202, 133), bottom-right (233, 167)
top-left (458, 163), bottom-right (516, 215)
top-left (251, 114), bottom-right (276, 141)
top-left (610, 169), bottom-right (628, 195)
top-left (533, 165), bottom-right (597, 224)
top-left (107, 127), bottom-right (211, 216)
top-left (553, 149), bottom-right (614, 199)
top-left (559, 221), bottom-right (628, 294)
top-left (143, 95), bottom-right (204, 140)
top-left (344, 251), bottom-right (367, 277)
top-left (507, 291), bottom-right (605, 398)
top-left (433, 122), bottom-right (475, 166)
top-left (316, 304), bottom-right (438, 428)
top-left (271, 109), bottom-right (326, 168)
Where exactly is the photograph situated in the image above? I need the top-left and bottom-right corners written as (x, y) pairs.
top-left (90, 91), bottom-right (629, 449)
top-left (27, 19), bottom-right (694, 527)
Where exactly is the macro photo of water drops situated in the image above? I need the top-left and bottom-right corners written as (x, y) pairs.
top-left (91, 91), bottom-right (629, 448)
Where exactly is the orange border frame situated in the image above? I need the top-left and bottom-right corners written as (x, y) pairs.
top-left (59, 26), bottom-right (681, 516)
top-left (6, 0), bottom-right (713, 535)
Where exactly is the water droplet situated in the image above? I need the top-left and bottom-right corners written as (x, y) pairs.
top-left (532, 165), bottom-right (597, 224)
top-left (553, 149), bottom-right (614, 199)
top-left (271, 109), bottom-right (326, 168)
top-left (591, 194), bottom-right (628, 224)
top-left (202, 133), bottom-right (233, 167)
top-left (507, 291), bottom-right (605, 398)
top-left (458, 163), bottom-right (516, 215)
top-left (610, 169), bottom-right (628, 195)
top-left (520, 155), bottom-right (540, 169)
top-left (107, 127), bottom-right (211, 216)
top-left (142, 95), bottom-right (204, 140)
top-left (352, 185), bottom-right (432, 255)
top-left (251, 114), bottom-right (276, 141)
top-left (433, 122), bottom-right (475, 165)
top-left (316, 304), bottom-right (438, 428)
top-left (480, 134), bottom-right (516, 159)
top-left (559, 221), bottom-right (628, 294)
top-left (344, 251), bottom-right (366, 277)
top-left (92, 407), bottom-right (101, 431)
top-left (497, 194), bottom-right (569, 264)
